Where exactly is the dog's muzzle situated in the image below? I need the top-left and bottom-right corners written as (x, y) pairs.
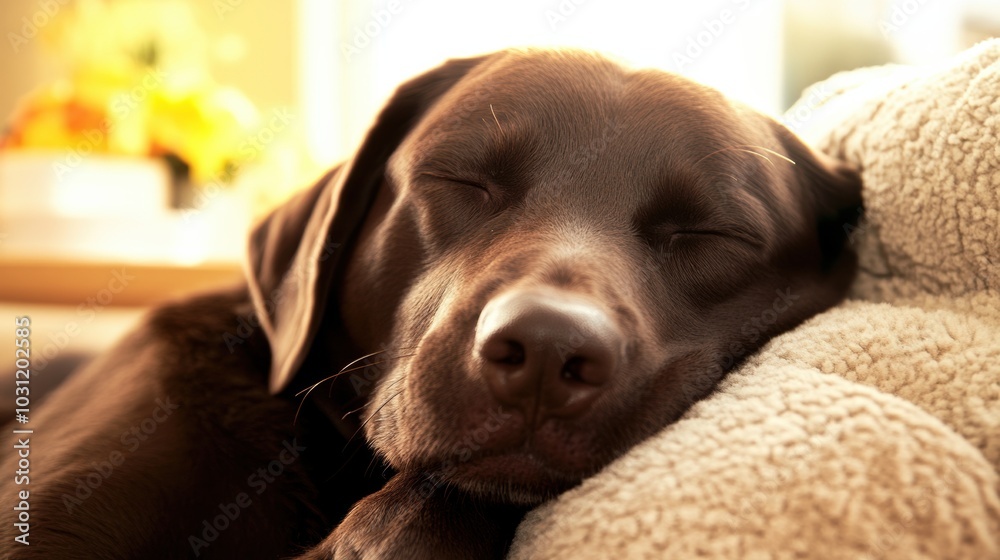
top-left (473, 287), bottom-right (623, 423)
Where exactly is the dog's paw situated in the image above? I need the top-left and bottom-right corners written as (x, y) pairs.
top-left (295, 471), bottom-right (526, 560)
top-left (299, 514), bottom-right (414, 560)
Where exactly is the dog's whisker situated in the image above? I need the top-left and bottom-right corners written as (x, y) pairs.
top-left (340, 403), bottom-right (368, 420)
top-left (328, 353), bottom-right (418, 382)
top-left (490, 103), bottom-right (504, 136)
top-left (344, 389), bottom-right (404, 452)
top-left (296, 349), bottom-right (418, 400)
top-left (293, 352), bottom-right (417, 424)
top-left (326, 352), bottom-right (418, 397)
top-left (293, 385), bottom-right (325, 425)
top-left (292, 351), bottom-right (395, 424)
top-left (695, 144), bottom-right (795, 167)
top-left (695, 145), bottom-right (738, 166)
top-left (341, 376), bottom-right (405, 420)
top-left (294, 350), bottom-right (388, 398)
top-left (292, 351), bottom-right (415, 424)
top-left (752, 145), bottom-right (796, 165)
top-left (735, 148), bottom-right (775, 166)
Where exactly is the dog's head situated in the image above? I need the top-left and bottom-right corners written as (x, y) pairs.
top-left (248, 49), bottom-right (862, 504)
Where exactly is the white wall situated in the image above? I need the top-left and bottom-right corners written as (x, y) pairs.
top-left (302, 0), bottom-right (785, 166)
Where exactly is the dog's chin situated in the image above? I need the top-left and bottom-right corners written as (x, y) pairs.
top-left (417, 451), bottom-right (598, 506)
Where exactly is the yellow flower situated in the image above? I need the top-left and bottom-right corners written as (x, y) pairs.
top-left (1, 0), bottom-right (262, 186)
top-left (2, 82), bottom-right (111, 153)
top-left (147, 84), bottom-right (258, 182)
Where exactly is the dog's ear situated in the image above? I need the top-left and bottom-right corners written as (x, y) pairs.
top-left (771, 123), bottom-right (864, 271)
top-left (246, 54), bottom-right (490, 395)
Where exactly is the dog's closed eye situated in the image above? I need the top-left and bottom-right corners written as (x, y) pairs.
top-left (418, 172), bottom-right (491, 194)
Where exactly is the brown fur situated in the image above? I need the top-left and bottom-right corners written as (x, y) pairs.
top-left (0, 49), bottom-right (861, 559)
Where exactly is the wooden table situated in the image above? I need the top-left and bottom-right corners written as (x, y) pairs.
top-left (0, 257), bottom-right (244, 306)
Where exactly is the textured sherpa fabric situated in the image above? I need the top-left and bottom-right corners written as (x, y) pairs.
top-left (507, 40), bottom-right (1000, 559)
top-left (509, 365), bottom-right (999, 560)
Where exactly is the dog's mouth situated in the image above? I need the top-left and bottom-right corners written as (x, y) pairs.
top-left (447, 452), bottom-right (582, 502)
top-left (405, 406), bottom-right (617, 504)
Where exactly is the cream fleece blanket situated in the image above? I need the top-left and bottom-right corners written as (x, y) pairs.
top-left (508, 40), bottom-right (1000, 560)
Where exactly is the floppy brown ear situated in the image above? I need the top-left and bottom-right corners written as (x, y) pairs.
top-left (772, 123), bottom-right (864, 271)
top-left (246, 54), bottom-right (490, 395)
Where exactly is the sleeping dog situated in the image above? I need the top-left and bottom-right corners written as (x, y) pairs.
top-left (0, 49), bottom-right (861, 559)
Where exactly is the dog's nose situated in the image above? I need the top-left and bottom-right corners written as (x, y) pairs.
top-left (475, 288), bottom-right (622, 418)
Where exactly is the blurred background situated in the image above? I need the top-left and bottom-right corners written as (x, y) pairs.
top-left (1, 0), bottom-right (998, 407)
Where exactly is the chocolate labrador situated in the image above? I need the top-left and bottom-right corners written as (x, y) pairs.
top-left (0, 49), bottom-right (861, 559)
